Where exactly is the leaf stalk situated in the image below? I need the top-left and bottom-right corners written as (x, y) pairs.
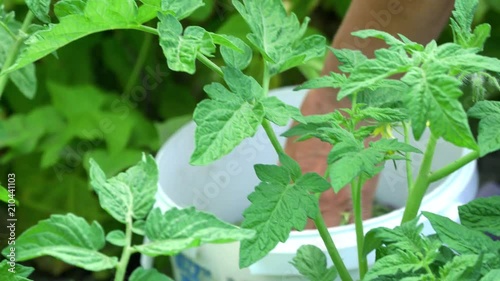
top-left (352, 178), bottom-right (368, 279)
top-left (401, 133), bottom-right (438, 223)
top-left (114, 216), bottom-right (135, 281)
top-left (0, 11), bottom-right (35, 98)
top-left (313, 194), bottom-right (354, 281)
top-left (402, 121), bottom-right (414, 190)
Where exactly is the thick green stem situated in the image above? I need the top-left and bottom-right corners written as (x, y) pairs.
top-left (262, 119), bottom-right (285, 155)
top-left (352, 178), bottom-right (368, 279)
top-left (401, 133), bottom-right (438, 223)
top-left (402, 121), bottom-right (414, 190)
top-left (0, 11), bottom-right (35, 98)
top-left (114, 217), bottom-right (135, 281)
top-left (262, 62), bottom-right (270, 95)
top-left (428, 150), bottom-right (479, 183)
top-left (197, 53), bottom-right (223, 77)
top-left (313, 194), bottom-right (353, 281)
top-left (124, 33), bottom-right (153, 95)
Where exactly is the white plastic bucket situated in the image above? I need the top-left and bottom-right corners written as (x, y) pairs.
top-left (142, 87), bottom-right (478, 281)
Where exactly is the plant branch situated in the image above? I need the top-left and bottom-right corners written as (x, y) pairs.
top-left (401, 133), bottom-right (438, 223)
top-left (428, 150), bottom-right (479, 183)
top-left (114, 216), bottom-right (134, 281)
top-left (134, 25), bottom-right (159, 35)
top-left (262, 119), bottom-right (285, 155)
top-left (124, 33), bottom-right (153, 95)
top-left (402, 121), bottom-right (414, 190)
top-left (352, 178), bottom-right (368, 279)
top-left (197, 53), bottom-right (223, 77)
top-left (313, 194), bottom-right (353, 281)
top-left (262, 62), bottom-right (270, 95)
top-left (0, 11), bottom-right (35, 99)
top-left (0, 21), bottom-right (18, 40)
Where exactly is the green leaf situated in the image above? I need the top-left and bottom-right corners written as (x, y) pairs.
top-left (191, 100), bottom-right (264, 165)
top-left (452, 0), bottom-right (477, 34)
top-left (89, 154), bottom-right (158, 223)
top-left (54, 0), bottom-right (86, 18)
top-left (1, 214), bottom-right (117, 271)
top-left (130, 267), bottom-right (173, 281)
top-left (295, 72), bottom-right (347, 90)
top-left (291, 245), bottom-right (338, 281)
top-left (218, 35), bottom-right (253, 70)
top-left (278, 152), bottom-right (302, 181)
top-left (161, 0), bottom-right (204, 20)
top-left (295, 173), bottom-right (331, 193)
top-left (364, 251), bottom-right (422, 281)
top-left (222, 66), bottom-right (263, 101)
top-left (363, 218), bottom-right (425, 256)
top-left (332, 48), bottom-right (367, 73)
top-left (468, 101), bottom-right (500, 119)
top-left (277, 34), bottom-right (326, 74)
top-left (371, 139), bottom-right (422, 154)
top-left (8, 64), bottom-right (37, 100)
top-left (352, 30), bottom-right (405, 49)
top-left (338, 48), bottom-right (412, 99)
top-left (135, 208), bottom-right (254, 257)
top-left (3, 0), bottom-right (144, 73)
top-left (0, 184), bottom-right (10, 204)
top-left (0, 260), bottom-right (34, 281)
top-left (439, 254), bottom-right (482, 281)
top-left (132, 220), bottom-right (146, 235)
top-left (423, 212), bottom-right (500, 255)
top-left (450, 0), bottom-right (489, 49)
top-left (359, 107), bottom-right (408, 123)
top-left (239, 165), bottom-right (320, 268)
top-left (480, 269), bottom-right (500, 281)
top-left (233, 0), bottom-right (326, 74)
top-left (435, 43), bottom-right (500, 73)
top-left (158, 14), bottom-right (212, 74)
top-left (191, 69), bottom-right (265, 165)
top-left (328, 138), bottom-right (395, 192)
top-left (261, 96), bottom-right (305, 126)
top-left (459, 196), bottom-right (500, 236)
top-left (105, 230), bottom-right (126, 247)
top-left (26, 0), bottom-right (51, 23)
top-left (469, 101), bottom-right (500, 156)
top-left (0, 12), bottom-right (37, 98)
top-left (403, 65), bottom-right (477, 149)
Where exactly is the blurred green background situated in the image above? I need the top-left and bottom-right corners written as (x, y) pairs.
top-left (0, 0), bottom-right (499, 279)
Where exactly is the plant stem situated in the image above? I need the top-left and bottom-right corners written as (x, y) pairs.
top-left (0, 11), bottom-right (35, 99)
top-left (428, 150), bottom-right (479, 183)
top-left (114, 217), bottom-right (135, 281)
top-left (0, 21), bottom-right (18, 40)
top-left (351, 178), bottom-right (368, 279)
top-left (313, 194), bottom-right (353, 281)
top-left (262, 119), bottom-right (285, 155)
top-left (134, 25), bottom-right (159, 35)
top-left (197, 53), bottom-right (223, 77)
top-left (401, 133), bottom-right (438, 223)
top-left (124, 33), bottom-right (153, 95)
top-left (262, 62), bottom-right (270, 95)
top-left (402, 121), bottom-right (414, 190)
